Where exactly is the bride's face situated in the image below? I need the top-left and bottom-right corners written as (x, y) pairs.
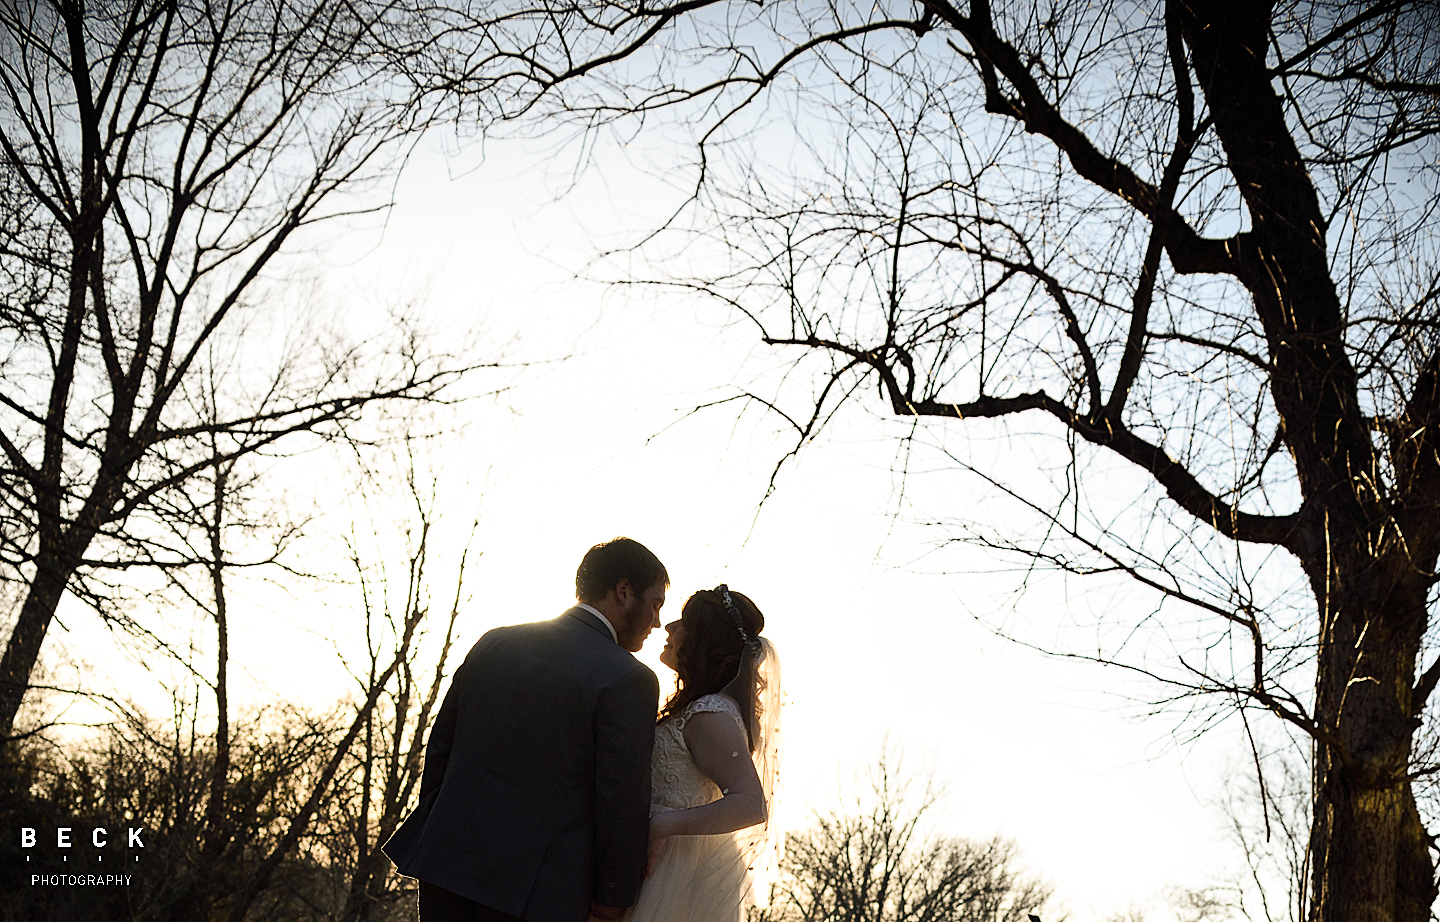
top-left (658, 619), bottom-right (686, 672)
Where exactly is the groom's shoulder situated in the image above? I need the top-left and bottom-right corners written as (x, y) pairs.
top-left (469, 607), bottom-right (583, 639)
top-left (465, 608), bottom-right (634, 659)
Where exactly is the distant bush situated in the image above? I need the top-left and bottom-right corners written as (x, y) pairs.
top-left (0, 705), bottom-right (420, 922)
top-left (753, 754), bottom-right (1049, 922)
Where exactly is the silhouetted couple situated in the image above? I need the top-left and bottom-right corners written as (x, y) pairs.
top-left (383, 537), bottom-right (782, 922)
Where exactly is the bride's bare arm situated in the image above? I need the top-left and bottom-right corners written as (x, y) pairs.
top-left (649, 712), bottom-right (768, 838)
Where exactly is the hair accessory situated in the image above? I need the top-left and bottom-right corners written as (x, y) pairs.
top-left (715, 584), bottom-right (749, 642)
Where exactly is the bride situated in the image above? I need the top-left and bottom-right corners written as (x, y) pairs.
top-left (613, 585), bottom-right (782, 922)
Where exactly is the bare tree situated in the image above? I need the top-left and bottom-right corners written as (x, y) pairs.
top-left (125, 422), bottom-right (439, 922)
top-left (0, 427), bottom-right (472, 922)
top-left (414, 1), bottom-right (1440, 920)
top-left (756, 752), bottom-right (1049, 922)
top-left (319, 449), bottom-right (472, 922)
top-left (0, 0), bottom-right (493, 741)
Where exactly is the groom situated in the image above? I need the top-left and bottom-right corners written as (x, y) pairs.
top-left (383, 537), bottom-right (667, 922)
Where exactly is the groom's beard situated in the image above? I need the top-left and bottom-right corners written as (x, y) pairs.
top-left (615, 598), bottom-right (650, 652)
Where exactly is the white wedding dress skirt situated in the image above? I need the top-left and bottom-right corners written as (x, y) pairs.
top-left (619, 694), bottom-right (760, 922)
top-left (621, 823), bottom-right (750, 922)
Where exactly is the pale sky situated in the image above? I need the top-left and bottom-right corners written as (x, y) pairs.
top-left (47, 126), bottom-right (1296, 920)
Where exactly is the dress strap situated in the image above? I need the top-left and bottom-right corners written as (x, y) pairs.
top-left (683, 693), bottom-right (744, 725)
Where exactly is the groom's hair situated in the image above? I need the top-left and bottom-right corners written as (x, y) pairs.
top-left (576, 537), bottom-right (669, 603)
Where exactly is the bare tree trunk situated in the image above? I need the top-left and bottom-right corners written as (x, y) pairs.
top-left (1170, 6), bottom-right (1439, 918)
top-left (1308, 573), bottom-right (1435, 922)
top-left (193, 463), bottom-right (233, 922)
top-left (0, 560), bottom-right (70, 737)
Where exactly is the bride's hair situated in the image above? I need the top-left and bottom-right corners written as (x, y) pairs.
top-left (658, 588), bottom-right (766, 750)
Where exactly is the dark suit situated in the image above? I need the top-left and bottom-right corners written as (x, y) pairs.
top-left (383, 607), bottom-right (659, 922)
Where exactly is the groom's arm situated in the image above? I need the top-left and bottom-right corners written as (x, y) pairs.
top-left (592, 662), bottom-right (659, 909)
top-left (418, 657), bottom-right (470, 800)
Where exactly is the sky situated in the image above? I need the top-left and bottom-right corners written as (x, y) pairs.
top-left (42, 124), bottom-right (1297, 920)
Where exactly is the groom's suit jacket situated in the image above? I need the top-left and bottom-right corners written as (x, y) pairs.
top-left (383, 607), bottom-right (659, 922)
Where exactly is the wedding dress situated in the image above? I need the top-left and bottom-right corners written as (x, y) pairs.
top-left (613, 630), bottom-right (781, 922)
top-left (619, 687), bottom-right (779, 922)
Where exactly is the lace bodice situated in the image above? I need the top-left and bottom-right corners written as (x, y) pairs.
top-left (650, 694), bottom-right (745, 814)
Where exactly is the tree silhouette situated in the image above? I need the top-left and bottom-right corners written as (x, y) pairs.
top-left (0, 0), bottom-right (486, 741)
top-left (756, 753), bottom-right (1048, 922)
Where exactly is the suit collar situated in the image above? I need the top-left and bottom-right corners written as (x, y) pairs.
top-left (565, 605), bottom-right (618, 644)
top-left (575, 603), bottom-right (619, 643)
